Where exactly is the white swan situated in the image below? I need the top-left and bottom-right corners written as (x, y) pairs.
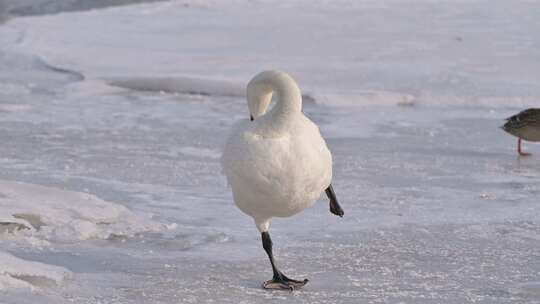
top-left (221, 70), bottom-right (344, 290)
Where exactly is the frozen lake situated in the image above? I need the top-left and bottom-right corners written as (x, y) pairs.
top-left (0, 1), bottom-right (539, 303)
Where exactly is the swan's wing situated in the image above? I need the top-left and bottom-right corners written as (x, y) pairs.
top-left (222, 116), bottom-right (332, 201)
top-left (296, 116), bottom-right (333, 187)
top-left (221, 127), bottom-right (295, 206)
top-left (220, 119), bottom-right (251, 182)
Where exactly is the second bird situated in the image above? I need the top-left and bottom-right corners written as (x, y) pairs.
top-left (502, 108), bottom-right (540, 156)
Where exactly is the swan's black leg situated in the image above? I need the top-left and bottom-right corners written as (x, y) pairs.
top-left (326, 184), bottom-right (344, 217)
top-left (261, 231), bottom-right (308, 290)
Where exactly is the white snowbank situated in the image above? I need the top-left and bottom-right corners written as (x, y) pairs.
top-left (0, 180), bottom-right (163, 293)
top-left (313, 91), bottom-right (416, 107)
top-left (0, 251), bottom-right (71, 291)
top-left (177, 147), bottom-right (221, 159)
top-left (108, 76), bottom-right (418, 107)
top-left (107, 76), bottom-right (245, 97)
top-left (0, 180), bottom-right (163, 243)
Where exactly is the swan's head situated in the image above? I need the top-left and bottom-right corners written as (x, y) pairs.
top-left (247, 80), bottom-right (273, 120)
top-left (246, 70), bottom-right (301, 120)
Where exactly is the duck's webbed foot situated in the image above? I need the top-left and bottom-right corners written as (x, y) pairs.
top-left (262, 272), bottom-right (308, 290)
top-left (326, 184), bottom-right (344, 217)
top-left (518, 138), bottom-right (532, 156)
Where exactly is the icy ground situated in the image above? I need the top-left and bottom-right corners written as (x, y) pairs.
top-left (0, 1), bottom-right (539, 303)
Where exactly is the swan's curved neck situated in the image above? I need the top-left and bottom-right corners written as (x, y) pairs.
top-left (247, 71), bottom-right (302, 123)
top-left (270, 76), bottom-right (302, 118)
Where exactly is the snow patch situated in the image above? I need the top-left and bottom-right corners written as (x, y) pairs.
top-left (107, 76), bottom-right (244, 97)
top-left (313, 91), bottom-right (416, 107)
top-left (0, 251), bottom-right (71, 291)
top-left (177, 147), bottom-right (221, 159)
top-left (107, 76), bottom-right (321, 106)
top-left (0, 103), bottom-right (32, 112)
top-left (0, 180), bottom-right (164, 243)
top-left (63, 79), bottom-right (126, 98)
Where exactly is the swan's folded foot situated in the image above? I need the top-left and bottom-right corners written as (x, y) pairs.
top-left (262, 273), bottom-right (308, 290)
top-left (329, 199), bottom-right (344, 217)
top-left (325, 184), bottom-right (344, 217)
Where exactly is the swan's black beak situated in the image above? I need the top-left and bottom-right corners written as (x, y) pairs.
top-left (250, 115), bottom-right (254, 121)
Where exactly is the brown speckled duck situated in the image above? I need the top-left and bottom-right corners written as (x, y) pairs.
top-left (502, 108), bottom-right (540, 156)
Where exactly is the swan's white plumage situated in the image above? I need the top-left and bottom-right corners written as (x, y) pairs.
top-left (221, 71), bottom-right (332, 232)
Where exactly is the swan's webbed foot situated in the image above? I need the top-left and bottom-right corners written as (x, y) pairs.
top-left (262, 273), bottom-right (308, 290)
top-left (261, 231), bottom-right (309, 291)
top-left (326, 184), bottom-right (344, 217)
top-left (330, 200), bottom-right (344, 217)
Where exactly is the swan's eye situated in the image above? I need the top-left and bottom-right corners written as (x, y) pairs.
top-left (250, 115), bottom-right (254, 121)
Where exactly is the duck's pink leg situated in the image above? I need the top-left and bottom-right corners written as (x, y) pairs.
top-left (518, 138), bottom-right (531, 156)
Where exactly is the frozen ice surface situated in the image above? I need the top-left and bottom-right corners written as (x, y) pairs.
top-left (0, 0), bottom-right (539, 303)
